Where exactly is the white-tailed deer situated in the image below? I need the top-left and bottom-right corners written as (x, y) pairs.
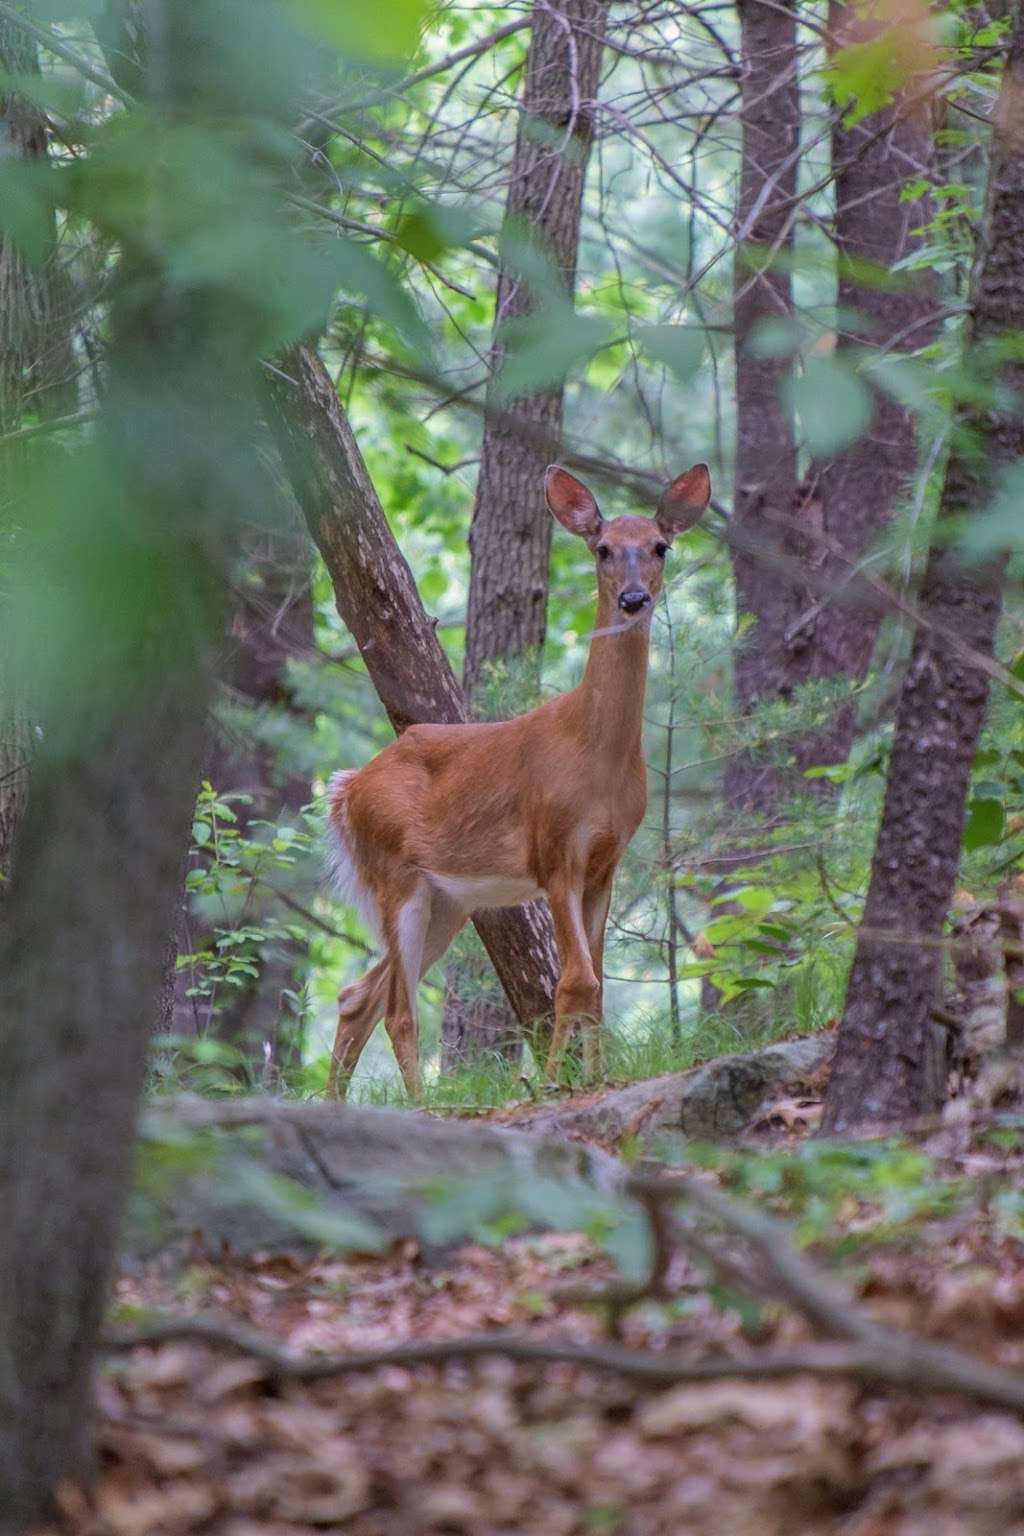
top-left (324, 462), bottom-right (711, 1097)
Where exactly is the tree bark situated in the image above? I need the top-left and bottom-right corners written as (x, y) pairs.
top-left (726, 1), bottom-right (939, 808)
top-left (822, 7), bottom-right (1024, 1134)
top-left (463, 0), bottom-right (608, 698)
top-left (264, 344), bottom-right (560, 1036)
top-left (792, 5), bottom-right (940, 774)
top-left (724, 0), bottom-right (802, 815)
top-left (453, 0), bottom-right (607, 1064)
top-left (173, 535), bottom-right (316, 1067)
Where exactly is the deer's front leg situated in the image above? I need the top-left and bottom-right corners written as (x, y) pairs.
top-left (545, 879), bottom-right (602, 1085)
top-left (581, 878), bottom-right (614, 1080)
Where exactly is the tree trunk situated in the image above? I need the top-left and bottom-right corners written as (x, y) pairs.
top-left (463, 0), bottom-right (608, 697)
top-left (724, 0), bottom-right (801, 816)
top-left (726, 1), bottom-right (939, 805)
top-left (454, 0), bottom-right (607, 1065)
top-left (0, 12), bottom-right (77, 894)
top-left (792, 5), bottom-right (940, 774)
top-left (0, 683), bottom-right (220, 1530)
top-left (0, 0), bottom-right (292, 1511)
top-left (821, 7), bottom-right (1024, 1134)
top-left (264, 344), bottom-right (560, 1037)
top-left (181, 536), bottom-right (316, 1069)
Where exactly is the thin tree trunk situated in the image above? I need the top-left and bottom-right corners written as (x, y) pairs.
top-left (724, 0), bottom-right (801, 816)
top-left (264, 344), bottom-right (560, 1038)
top-left (822, 7), bottom-right (1024, 1134)
top-left (792, 6), bottom-right (940, 774)
top-left (463, 0), bottom-right (608, 696)
top-left (0, 12), bottom-right (77, 894)
top-left (453, 0), bottom-right (607, 1067)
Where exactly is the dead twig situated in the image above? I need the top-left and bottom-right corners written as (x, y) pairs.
top-left (100, 1312), bottom-right (1024, 1413)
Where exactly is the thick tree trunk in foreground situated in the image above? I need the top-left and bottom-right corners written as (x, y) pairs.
top-left (794, 7), bottom-right (939, 773)
top-left (0, 687), bottom-right (218, 1529)
top-left (822, 10), bottom-right (1024, 1133)
top-left (724, 0), bottom-right (801, 815)
top-left (0, 0), bottom-right (290, 1510)
top-left (463, 0), bottom-right (608, 697)
top-left (455, 0), bottom-right (607, 1065)
top-left (265, 344), bottom-right (560, 1035)
top-left (0, 258), bottom-right (231, 1536)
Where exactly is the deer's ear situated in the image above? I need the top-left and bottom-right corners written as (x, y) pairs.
top-left (656, 463), bottom-right (711, 542)
top-left (545, 466), bottom-right (603, 543)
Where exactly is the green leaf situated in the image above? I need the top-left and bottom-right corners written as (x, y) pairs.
top-left (495, 306), bottom-right (610, 398)
top-left (788, 355), bottom-right (873, 456)
top-left (395, 201), bottom-right (483, 263)
top-left (956, 461), bottom-right (1024, 558)
top-left (637, 323), bottom-right (706, 381)
top-left (963, 797), bottom-right (1005, 850)
top-left (745, 316), bottom-right (801, 360)
top-left (288, 0), bottom-right (428, 61)
top-left (0, 161), bottom-right (56, 265)
top-left (826, 37), bottom-right (911, 126)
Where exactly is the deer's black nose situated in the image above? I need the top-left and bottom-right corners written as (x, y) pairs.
top-left (618, 590), bottom-right (651, 615)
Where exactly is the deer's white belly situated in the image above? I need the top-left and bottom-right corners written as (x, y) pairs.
top-left (428, 873), bottom-right (542, 911)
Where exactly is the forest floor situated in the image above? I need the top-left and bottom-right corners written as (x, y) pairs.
top-left (35, 1078), bottom-right (1024, 1536)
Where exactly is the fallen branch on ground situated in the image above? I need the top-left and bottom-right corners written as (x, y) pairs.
top-left (104, 1168), bottom-right (1024, 1417)
top-left (101, 1312), bottom-right (1024, 1414)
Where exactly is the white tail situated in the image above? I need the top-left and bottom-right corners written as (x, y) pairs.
top-left (324, 770), bottom-right (380, 938)
top-left (323, 463), bottom-right (711, 1098)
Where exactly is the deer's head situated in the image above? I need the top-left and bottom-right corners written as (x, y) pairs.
top-left (545, 463), bottom-right (711, 617)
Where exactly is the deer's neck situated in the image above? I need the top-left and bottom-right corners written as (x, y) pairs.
top-left (575, 596), bottom-right (653, 756)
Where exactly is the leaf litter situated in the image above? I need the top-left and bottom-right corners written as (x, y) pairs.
top-left (32, 1116), bottom-right (1024, 1536)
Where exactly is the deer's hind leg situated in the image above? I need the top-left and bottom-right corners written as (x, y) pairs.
top-left (382, 883), bottom-right (467, 1100)
top-left (327, 957), bottom-right (390, 1098)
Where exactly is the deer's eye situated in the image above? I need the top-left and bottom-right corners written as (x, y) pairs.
top-left (596, 543), bottom-right (612, 561)
top-left (654, 542), bottom-right (669, 559)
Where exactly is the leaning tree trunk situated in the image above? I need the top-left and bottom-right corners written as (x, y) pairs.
top-left (452, 0), bottom-right (608, 1069)
top-left (0, 14), bottom-right (77, 894)
top-left (822, 6), bottom-right (1024, 1134)
top-left (264, 344), bottom-right (561, 1039)
top-left (791, 5), bottom-right (940, 774)
top-left (724, 0), bottom-right (801, 816)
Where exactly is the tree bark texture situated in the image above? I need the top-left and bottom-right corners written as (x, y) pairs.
top-left (822, 7), bottom-right (1024, 1134)
top-left (792, 5), bottom-right (940, 773)
top-left (725, 0), bottom-right (802, 814)
top-left (463, 0), bottom-right (608, 698)
top-left (454, 0), bottom-right (607, 1062)
top-left (264, 344), bottom-right (560, 1034)
top-left (0, 683), bottom-right (219, 1532)
top-left (0, 13), bottom-right (77, 895)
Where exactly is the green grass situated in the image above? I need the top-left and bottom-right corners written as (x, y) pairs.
top-left (338, 1000), bottom-right (825, 1115)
